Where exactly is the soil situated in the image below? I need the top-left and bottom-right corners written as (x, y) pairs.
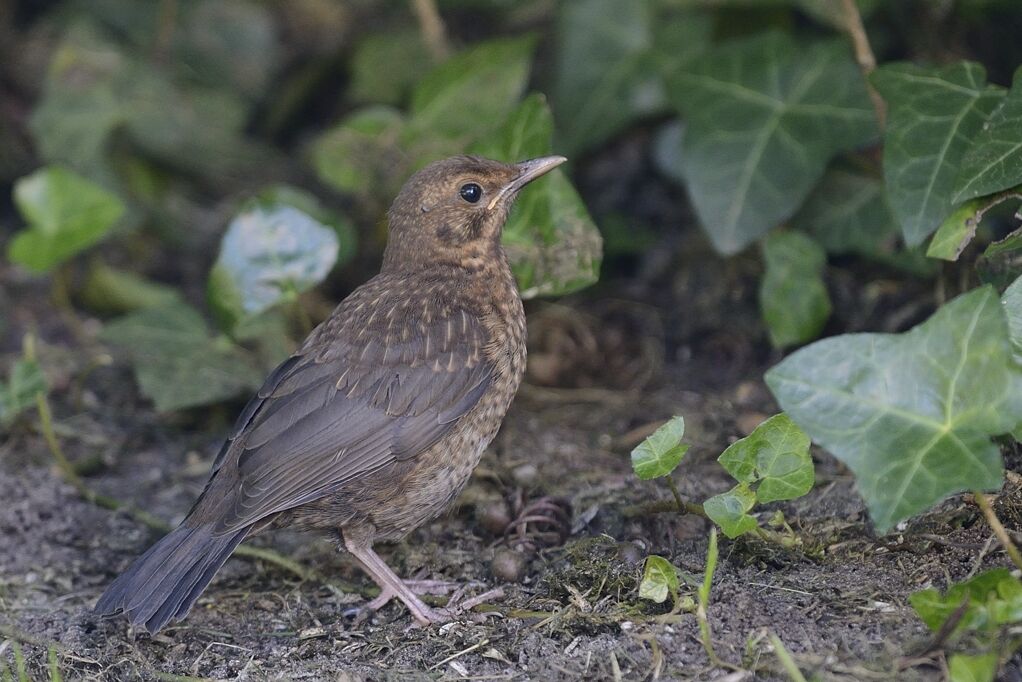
top-left (2, 140), bottom-right (1022, 681)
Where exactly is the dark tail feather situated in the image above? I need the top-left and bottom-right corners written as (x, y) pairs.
top-left (95, 524), bottom-right (247, 634)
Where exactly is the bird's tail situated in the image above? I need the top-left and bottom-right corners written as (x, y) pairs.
top-left (94, 523), bottom-right (247, 634)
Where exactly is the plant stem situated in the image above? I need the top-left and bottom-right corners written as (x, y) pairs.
top-left (666, 476), bottom-right (686, 513)
top-left (972, 490), bottom-right (1022, 571)
top-left (769, 631), bottom-right (808, 682)
top-left (410, 0), bottom-right (450, 61)
top-left (622, 498), bottom-right (801, 549)
top-left (840, 0), bottom-right (886, 127)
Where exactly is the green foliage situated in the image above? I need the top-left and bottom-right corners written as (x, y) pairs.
top-left (208, 193), bottom-right (342, 332)
top-left (955, 70), bottom-right (1022, 203)
top-left (704, 414), bottom-right (813, 537)
top-left (871, 62), bottom-right (1005, 246)
top-left (767, 286), bottom-right (1022, 532)
top-left (1002, 276), bottom-right (1022, 363)
top-left (630, 416), bottom-right (688, 480)
top-left (666, 32), bottom-right (876, 254)
top-left (100, 302), bottom-right (266, 412)
top-left (911, 568), bottom-right (1022, 634)
top-left (638, 555), bottom-right (679, 604)
top-left (82, 262), bottom-right (182, 315)
top-left (0, 358), bottom-right (46, 425)
top-left (9, 166), bottom-right (125, 272)
top-left (949, 653), bottom-right (998, 682)
top-left (759, 231), bottom-right (832, 348)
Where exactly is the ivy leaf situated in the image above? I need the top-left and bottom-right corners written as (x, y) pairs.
top-left (719, 414), bottom-right (814, 503)
top-left (408, 37), bottom-right (534, 141)
top-left (926, 190), bottom-right (1022, 261)
top-left (631, 416), bottom-right (688, 480)
top-left (0, 359), bottom-right (47, 425)
top-left (208, 198), bottom-right (340, 332)
top-left (948, 653), bottom-right (998, 682)
top-left (82, 261), bottom-right (182, 315)
top-left (667, 33), bottom-right (876, 254)
top-left (471, 94), bottom-right (603, 298)
top-left (766, 286), bottom-right (1022, 532)
top-left (955, 68), bottom-right (1022, 203)
top-left (871, 62), bottom-right (1005, 246)
top-left (101, 303), bottom-right (263, 412)
top-left (638, 555), bottom-right (679, 604)
top-left (8, 166), bottom-right (125, 272)
top-left (311, 106), bottom-right (407, 198)
top-left (792, 168), bottom-right (899, 257)
top-left (349, 29), bottom-right (432, 106)
top-left (703, 483), bottom-right (759, 538)
top-left (1003, 274), bottom-right (1022, 365)
top-left (759, 231), bottom-right (832, 348)
top-left (910, 568), bottom-right (1022, 633)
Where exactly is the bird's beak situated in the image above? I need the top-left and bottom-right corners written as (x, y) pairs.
top-left (487, 155), bottom-right (568, 210)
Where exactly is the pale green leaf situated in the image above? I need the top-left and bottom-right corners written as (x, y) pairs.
top-left (208, 201), bottom-right (339, 331)
top-left (639, 555), bottom-right (679, 604)
top-left (631, 416), bottom-right (689, 480)
top-left (9, 166), bottom-right (125, 272)
top-left (766, 286), bottom-right (1022, 531)
top-left (955, 68), bottom-right (1022, 203)
top-left (82, 261), bottom-right (182, 314)
top-left (759, 231), bottom-right (831, 348)
top-left (910, 568), bottom-right (1022, 633)
top-left (872, 62), bottom-right (1005, 245)
top-left (101, 303), bottom-right (263, 412)
top-left (0, 359), bottom-right (47, 425)
top-left (1003, 274), bottom-right (1022, 365)
top-left (311, 106), bottom-right (407, 197)
top-left (926, 190), bottom-right (1022, 261)
top-left (718, 414), bottom-right (814, 502)
top-left (949, 653), bottom-right (998, 682)
top-left (668, 33), bottom-right (876, 254)
top-left (703, 483), bottom-right (759, 538)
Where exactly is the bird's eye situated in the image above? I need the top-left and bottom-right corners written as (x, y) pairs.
top-left (459, 183), bottom-right (482, 203)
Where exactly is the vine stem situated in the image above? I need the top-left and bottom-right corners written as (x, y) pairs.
top-left (411, 0), bottom-right (451, 61)
top-left (972, 491), bottom-right (1022, 572)
top-left (840, 0), bottom-right (886, 128)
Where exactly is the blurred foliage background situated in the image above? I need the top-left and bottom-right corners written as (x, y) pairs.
top-left (2, 0), bottom-right (1022, 414)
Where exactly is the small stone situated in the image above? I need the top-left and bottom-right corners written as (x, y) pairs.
top-left (491, 547), bottom-right (528, 583)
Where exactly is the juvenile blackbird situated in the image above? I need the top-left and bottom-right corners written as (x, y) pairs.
top-left (95, 154), bottom-right (566, 633)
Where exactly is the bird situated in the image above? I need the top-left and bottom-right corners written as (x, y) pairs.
top-left (95, 154), bottom-right (566, 634)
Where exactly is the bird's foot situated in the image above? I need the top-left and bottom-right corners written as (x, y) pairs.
top-left (406, 586), bottom-right (506, 626)
top-left (345, 582), bottom-right (503, 626)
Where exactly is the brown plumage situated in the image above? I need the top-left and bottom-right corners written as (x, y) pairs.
top-left (95, 154), bottom-right (566, 633)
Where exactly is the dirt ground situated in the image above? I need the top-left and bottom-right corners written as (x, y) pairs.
top-left (3, 145), bottom-right (1022, 681)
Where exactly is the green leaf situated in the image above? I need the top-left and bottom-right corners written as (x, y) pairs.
top-left (668, 33), bottom-right (876, 254)
top-left (408, 37), bottom-right (534, 141)
top-left (350, 29), bottom-right (432, 106)
top-left (208, 201), bottom-right (339, 332)
top-left (871, 62), bottom-right (1005, 246)
top-left (949, 653), bottom-right (998, 682)
top-left (791, 168), bottom-right (899, 257)
top-left (639, 555), bottom-right (679, 604)
top-left (703, 483), bottom-right (759, 538)
top-left (253, 185), bottom-right (358, 267)
top-left (1003, 274), bottom-right (1022, 365)
top-left (926, 190), bottom-right (1022, 261)
top-left (8, 166), bottom-right (125, 272)
top-left (955, 68), bottom-right (1022, 203)
top-left (631, 416), bottom-right (689, 480)
top-left (766, 286), bottom-right (1022, 532)
top-left (101, 302), bottom-right (263, 412)
top-left (552, 1), bottom-right (709, 154)
top-left (910, 568), bottom-right (1022, 633)
top-left (311, 106), bottom-right (407, 197)
top-left (81, 261), bottom-right (182, 315)
top-left (718, 414), bottom-right (814, 502)
top-left (759, 231), bottom-right (832, 348)
top-left (472, 94), bottom-right (603, 298)
top-left (0, 359), bottom-right (47, 425)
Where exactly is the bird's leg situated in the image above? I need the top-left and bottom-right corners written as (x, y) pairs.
top-left (342, 530), bottom-right (502, 625)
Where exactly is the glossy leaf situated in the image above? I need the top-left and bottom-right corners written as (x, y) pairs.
top-left (668, 33), bottom-right (876, 254)
top-left (472, 94), bottom-right (603, 298)
top-left (631, 416), bottom-right (689, 480)
top-left (926, 190), bottom-right (1022, 261)
top-left (703, 483), bottom-right (759, 538)
top-left (208, 201), bottom-right (340, 331)
top-left (718, 413), bottom-right (814, 503)
top-left (639, 555), bottom-right (679, 604)
top-left (759, 231), bottom-right (832, 348)
top-left (9, 166), bottom-right (125, 272)
top-left (766, 286), bottom-right (1022, 531)
top-left (955, 68), bottom-right (1022, 203)
top-left (872, 62), bottom-right (1005, 245)
top-left (101, 303), bottom-right (263, 412)
top-left (910, 568), bottom-right (1022, 633)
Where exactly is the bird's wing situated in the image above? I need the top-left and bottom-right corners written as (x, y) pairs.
top-left (200, 288), bottom-right (493, 534)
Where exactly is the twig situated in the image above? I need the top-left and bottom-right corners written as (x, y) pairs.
top-left (410, 0), bottom-right (450, 61)
top-left (840, 0), bottom-right (886, 127)
top-left (972, 491), bottom-right (1022, 571)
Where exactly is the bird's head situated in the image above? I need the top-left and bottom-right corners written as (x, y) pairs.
top-left (383, 155), bottom-right (566, 271)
